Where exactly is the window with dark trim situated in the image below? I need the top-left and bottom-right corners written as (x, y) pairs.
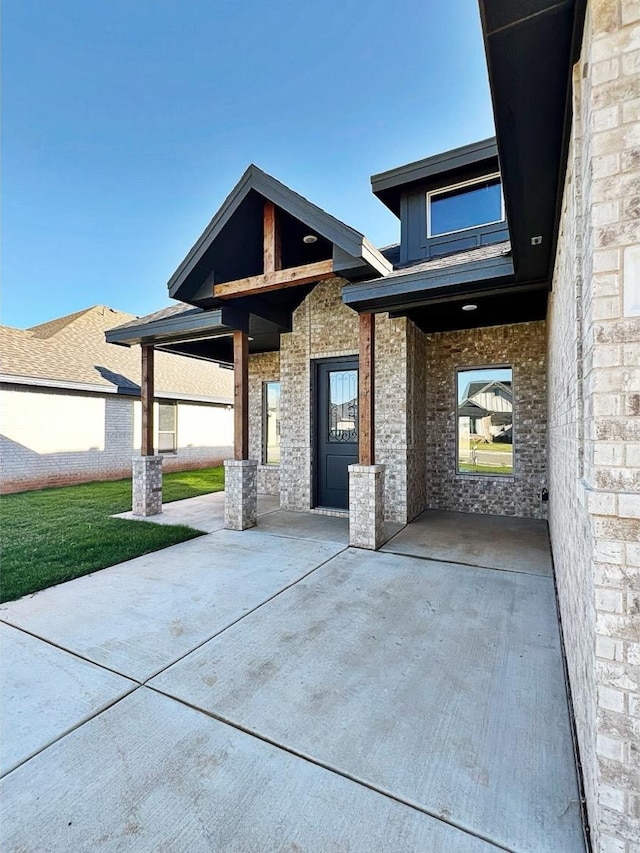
top-left (158, 402), bottom-right (177, 453)
top-left (263, 381), bottom-right (281, 465)
top-left (456, 367), bottom-right (513, 475)
top-left (427, 175), bottom-right (503, 238)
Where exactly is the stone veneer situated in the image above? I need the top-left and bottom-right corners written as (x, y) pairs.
top-left (276, 277), bottom-right (417, 524)
top-left (248, 351), bottom-right (280, 495)
top-left (547, 3), bottom-right (640, 850)
top-left (422, 322), bottom-right (548, 519)
top-left (349, 464), bottom-right (386, 549)
top-left (132, 455), bottom-right (163, 517)
top-left (223, 459), bottom-right (257, 530)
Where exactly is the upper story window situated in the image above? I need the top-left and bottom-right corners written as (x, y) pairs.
top-left (427, 174), bottom-right (503, 238)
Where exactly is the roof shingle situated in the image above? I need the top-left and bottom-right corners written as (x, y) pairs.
top-left (1, 305), bottom-right (233, 402)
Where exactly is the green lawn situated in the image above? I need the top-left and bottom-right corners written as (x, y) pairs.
top-left (458, 463), bottom-right (513, 475)
top-left (0, 466), bottom-right (225, 604)
top-left (471, 442), bottom-right (513, 453)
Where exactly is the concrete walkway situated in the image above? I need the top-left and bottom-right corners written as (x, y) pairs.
top-left (0, 502), bottom-right (585, 852)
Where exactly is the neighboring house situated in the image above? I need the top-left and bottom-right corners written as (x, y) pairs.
top-left (105, 2), bottom-right (638, 850)
top-left (0, 305), bottom-right (233, 493)
top-left (460, 379), bottom-right (513, 441)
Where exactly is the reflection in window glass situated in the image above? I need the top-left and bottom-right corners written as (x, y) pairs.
top-left (328, 370), bottom-right (358, 443)
top-left (158, 402), bottom-right (177, 452)
top-left (429, 177), bottom-right (502, 237)
top-left (457, 368), bottom-right (513, 475)
top-left (263, 381), bottom-right (281, 464)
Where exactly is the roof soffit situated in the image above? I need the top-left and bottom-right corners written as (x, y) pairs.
top-left (168, 165), bottom-right (391, 303)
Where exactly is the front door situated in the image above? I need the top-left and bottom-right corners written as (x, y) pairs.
top-left (315, 358), bottom-right (359, 510)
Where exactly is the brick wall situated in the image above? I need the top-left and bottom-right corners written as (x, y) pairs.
top-left (0, 385), bottom-right (233, 493)
top-left (279, 278), bottom-right (413, 523)
top-left (548, 2), bottom-right (640, 849)
top-left (423, 322), bottom-right (548, 519)
top-left (248, 351), bottom-right (280, 495)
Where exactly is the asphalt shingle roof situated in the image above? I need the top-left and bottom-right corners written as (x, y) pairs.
top-left (379, 240), bottom-right (512, 282)
top-left (1, 305), bottom-right (233, 402)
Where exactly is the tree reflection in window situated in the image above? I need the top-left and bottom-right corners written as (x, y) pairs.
top-left (328, 370), bottom-right (358, 443)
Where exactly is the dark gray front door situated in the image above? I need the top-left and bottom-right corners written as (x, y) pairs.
top-left (315, 358), bottom-right (359, 510)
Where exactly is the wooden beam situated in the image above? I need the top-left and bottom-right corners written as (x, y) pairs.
top-left (358, 313), bottom-right (375, 465)
top-left (215, 260), bottom-right (334, 299)
top-left (233, 330), bottom-right (249, 460)
top-left (141, 344), bottom-right (155, 456)
top-left (263, 200), bottom-right (281, 274)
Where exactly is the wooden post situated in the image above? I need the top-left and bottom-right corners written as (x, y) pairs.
top-left (359, 313), bottom-right (375, 465)
top-left (233, 330), bottom-right (249, 460)
top-left (263, 200), bottom-right (281, 274)
top-left (141, 344), bottom-right (155, 456)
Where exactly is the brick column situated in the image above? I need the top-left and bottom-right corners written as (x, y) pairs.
top-left (132, 455), bottom-right (163, 517)
top-left (349, 464), bottom-right (385, 550)
top-left (224, 459), bottom-right (258, 530)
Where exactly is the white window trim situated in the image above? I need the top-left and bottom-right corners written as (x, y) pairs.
top-left (158, 401), bottom-right (178, 454)
top-left (426, 172), bottom-right (504, 239)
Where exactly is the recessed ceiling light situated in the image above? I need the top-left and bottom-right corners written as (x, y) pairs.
top-left (303, 234), bottom-right (317, 244)
top-left (462, 304), bottom-right (478, 311)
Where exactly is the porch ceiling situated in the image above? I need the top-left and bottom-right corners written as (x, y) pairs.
top-left (167, 165), bottom-right (391, 307)
top-left (104, 301), bottom-right (300, 364)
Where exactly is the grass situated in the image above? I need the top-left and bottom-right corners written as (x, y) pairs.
top-left (471, 442), bottom-right (513, 453)
top-left (0, 466), bottom-right (225, 604)
top-left (458, 463), bottom-right (513, 475)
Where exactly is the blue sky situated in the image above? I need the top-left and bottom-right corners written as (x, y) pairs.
top-left (2, 0), bottom-right (495, 329)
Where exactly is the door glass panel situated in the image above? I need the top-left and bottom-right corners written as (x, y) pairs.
top-left (328, 370), bottom-right (358, 443)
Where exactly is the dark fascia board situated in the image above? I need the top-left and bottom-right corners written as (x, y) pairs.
top-left (167, 165), bottom-right (391, 299)
top-left (478, 0), bottom-right (585, 287)
top-left (371, 138), bottom-right (498, 217)
top-left (342, 254), bottom-right (516, 314)
top-left (105, 306), bottom-right (247, 347)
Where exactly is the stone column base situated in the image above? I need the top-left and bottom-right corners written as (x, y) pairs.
top-left (132, 455), bottom-right (163, 517)
top-left (349, 464), bottom-right (386, 550)
top-left (224, 459), bottom-right (258, 530)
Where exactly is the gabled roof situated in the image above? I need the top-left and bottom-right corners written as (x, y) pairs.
top-left (465, 380), bottom-right (512, 401)
top-left (1, 306), bottom-right (233, 403)
top-left (168, 164), bottom-right (391, 303)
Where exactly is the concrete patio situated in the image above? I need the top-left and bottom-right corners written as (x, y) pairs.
top-left (0, 498), bottom-right (586, 852)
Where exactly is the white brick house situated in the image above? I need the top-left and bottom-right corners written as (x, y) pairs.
top-left (105, 1), bottom-right (638, 849)
top-left (0, 305), bottom-right (233, 493)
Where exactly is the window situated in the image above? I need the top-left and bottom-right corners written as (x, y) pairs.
top-left (427, 175), bottom-right (503, 238)
top-left (158, 402), bottom-right (177, 453)
top-left (328, 369), bottom-right (358, 443)
top-left (457, 367), bottom-right (513, 475)
top-left (263, 381), bottom-right (281, 465)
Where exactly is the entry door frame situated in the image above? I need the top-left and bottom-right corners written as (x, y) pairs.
top-left (312, 355), bottom-right (359, 510)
